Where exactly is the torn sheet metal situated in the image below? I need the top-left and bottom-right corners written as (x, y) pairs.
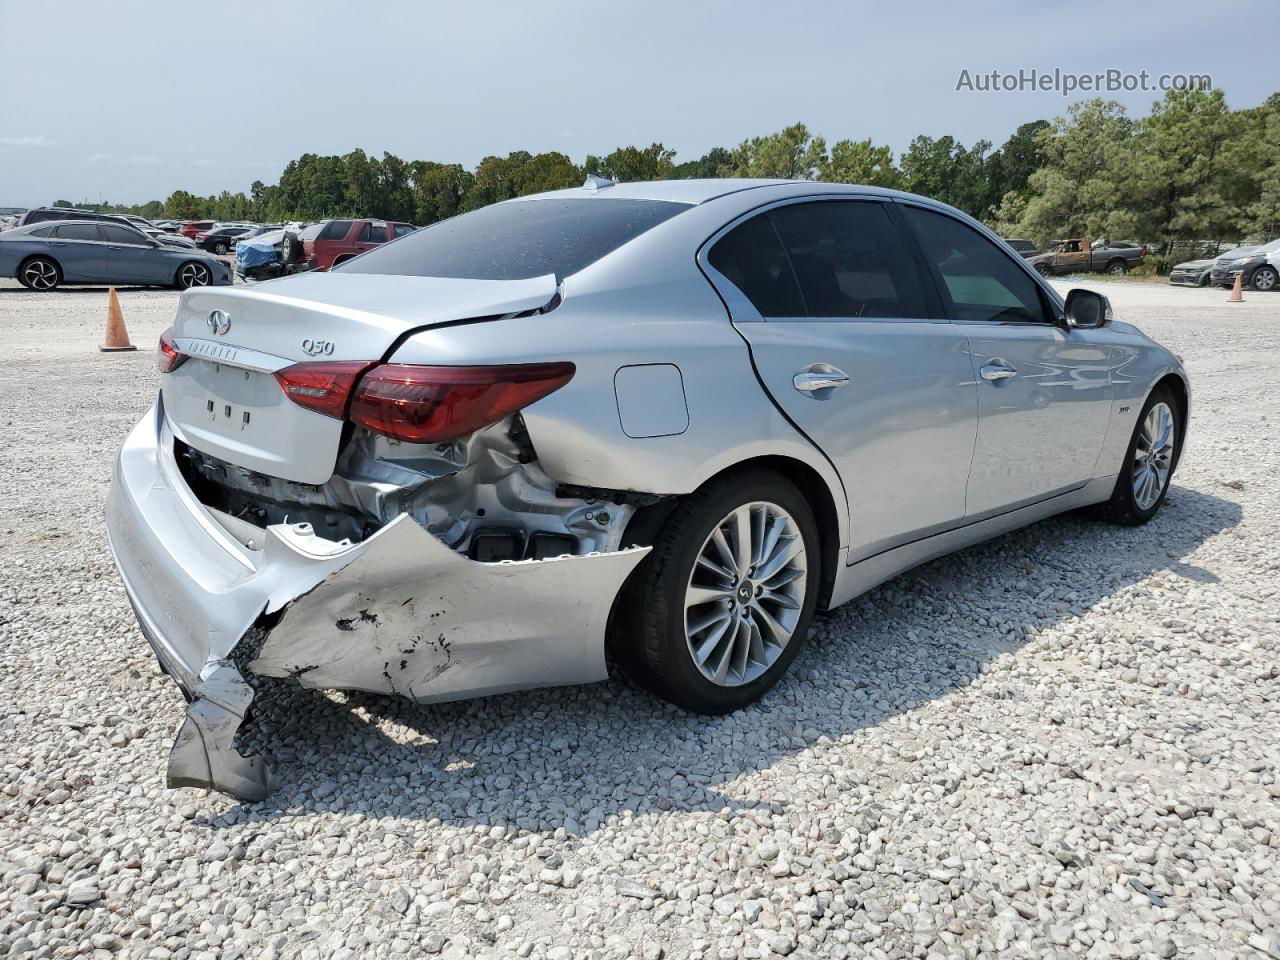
top-left (252, 515), bottom-right (650, 702)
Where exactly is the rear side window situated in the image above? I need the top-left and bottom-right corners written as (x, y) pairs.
top-left (707, 213), bottom-right (806, 317)
top-left (366, 223), bottom-right (388, 243)
top-left (342, 198), bottom-right (689, 280)
top-left (55, 223), bottom-right (102, 241)
top-left (770, 201), bottom-right (927, 318)
top-left (321, 220), bottom-right (352, 240)
top-left (904, 206), bottom-right (1048, 324)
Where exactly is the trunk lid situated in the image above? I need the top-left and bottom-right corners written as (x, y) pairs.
top-left (162, 272), bottom-right (558, 485)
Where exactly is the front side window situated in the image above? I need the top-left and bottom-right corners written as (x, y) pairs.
top-left (902, 206), bottom-right (1048, 324)
top-left (770, 201), bottom-right (927, 318)
top-left (55, 223), bottom-right (102, 241)
top-left (707, 213), bottom-right (806, 317)
top-left (343, 198), bottom-right (689, 281)
top-left (392, 223), bottom-right (416, 238)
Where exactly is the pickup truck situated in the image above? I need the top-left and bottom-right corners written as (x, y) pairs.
top-left (1028, 238), bottom-right (1147, 277)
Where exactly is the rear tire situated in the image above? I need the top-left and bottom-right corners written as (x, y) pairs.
top-left (1096, 386), bottom-right (1181, 526)
top-left (212, 241), bottom-right (229, 255)
top-left (1106, 260), bottom-right (1128, 276)
top-left (18, 256), bottom-right (60, 291)
top-left (614, 468), bottom-right (821, 714)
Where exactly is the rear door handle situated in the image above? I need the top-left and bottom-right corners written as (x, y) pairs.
top-left (793, 368), bottom-right (850, 393)
top-left (980, 360), bottom-right (1017, 381)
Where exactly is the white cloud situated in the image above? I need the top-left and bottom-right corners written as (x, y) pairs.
top-left (88, 152), bottom-right (165, 165)
top-left (0, 135), bottom-right (55, 147)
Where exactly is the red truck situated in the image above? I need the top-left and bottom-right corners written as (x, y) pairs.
top-left (304, 218), bottom-right (416, 271)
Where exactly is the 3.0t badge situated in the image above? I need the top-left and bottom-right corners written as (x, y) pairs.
top-left (206, 310), bottom-right (231, 336)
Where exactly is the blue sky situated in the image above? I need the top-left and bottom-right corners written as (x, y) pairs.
top-left (0, 0), bottom-right (1273, 207)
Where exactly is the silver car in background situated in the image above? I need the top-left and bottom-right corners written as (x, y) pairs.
top-left (106, 179), bottom-right (1189, 799)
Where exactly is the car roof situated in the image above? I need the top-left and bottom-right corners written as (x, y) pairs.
top-left (513, 178), bottom-right (912, 206)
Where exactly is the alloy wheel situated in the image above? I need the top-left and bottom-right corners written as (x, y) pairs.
top-left (1254, 268), bottom-right (1277, 291)
top-left (684, 501), bottom-right (807, 687)
top-left (23, 260), bottom-right (58, 290)
top-left (1132, 401), bottom-right (1175, 510)
top-left (179, 263), bottom-right (211, 288)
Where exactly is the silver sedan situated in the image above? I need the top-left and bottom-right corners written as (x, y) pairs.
top-left (106, 179), bottom-right (1188, 799)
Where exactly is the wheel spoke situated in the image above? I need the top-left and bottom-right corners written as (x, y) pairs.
top-left (688, 604), bottom-right (731, 636)
top-left (692, 612), bottom-right (734, 666)
top-left (685, 584), bottom-right (730, 609)
top-left (732, 506), bottom-right (753, 576)
top-left (751, 602), bottom-right (791, 649)
top-left (755, 534), bottom-right (802, 582)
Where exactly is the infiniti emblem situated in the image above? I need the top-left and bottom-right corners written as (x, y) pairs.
top-left (207, 310), bottom-right (231, 336)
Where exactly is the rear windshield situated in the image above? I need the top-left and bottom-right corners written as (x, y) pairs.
top-left (341, 198), bottom-right (690, 281)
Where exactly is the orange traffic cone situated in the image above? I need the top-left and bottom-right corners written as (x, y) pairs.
top-left (1228, 271), bottom-right (1245, 303)
top-left (100, 287), bottom-right (137, 352)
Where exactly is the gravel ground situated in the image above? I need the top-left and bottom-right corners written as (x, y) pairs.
top-left (1, 279), bottom-right (1277, 960)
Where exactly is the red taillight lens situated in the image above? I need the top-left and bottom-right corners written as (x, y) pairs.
top-left (349, 363), bottom-right (575, 444)
top-left (273, 361), bottom-right (373, 419)
top-left (157, 326), bottom-right (186, 373)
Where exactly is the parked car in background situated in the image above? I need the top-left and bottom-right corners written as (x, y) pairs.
top-left (1168, 258), bottom-right (1214, 286)
top-left (144, 228), bottom-right (197, 249)
top-left (1002, 238), bottom-right (1038, 258)
top-left (105, 179), bottom-right (1189, 800)
top-left (199, 225), bottom-right (255, 255)
top-left (18, 206), bottom-right (138, 229)
top-left (1028, 237), bottom-right (1147, 276)
top-left (178, 220), bottom-right (217, 240)
top-left (304, 218), bottom-right (415, 270)
top-left (0, 220), bottom-right (231, 290)
top-left (1209, 238), bottom-right (1280, 290)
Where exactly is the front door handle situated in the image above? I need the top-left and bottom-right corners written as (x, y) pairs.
top-left (793, 368), bottom-right (850, 393)
top-left (980, 360), bottom-right (1017, 382)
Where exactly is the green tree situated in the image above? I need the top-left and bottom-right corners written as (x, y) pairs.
top-left (720, 123), bottom-right (826, 180)
top-left (584, 143), bottom-right (676, 182)
top-left (164, 190), bottom-right (205, 219)
top-left (818, 138), bottom-right (901, 187)
top-left (1123, 89), bottom-right (1242, 260)
top-left (670, 147), bottom-right (731, 179)
top-left (1013, 99), bottom-right (1135, 245)
top-left (408, 161), bottom-right (473, 224)
top-left (899, 135), bottom-right (994, 216)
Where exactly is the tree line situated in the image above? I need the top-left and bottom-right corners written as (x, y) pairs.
top-left (73, 87), bottom-right (1279, 271)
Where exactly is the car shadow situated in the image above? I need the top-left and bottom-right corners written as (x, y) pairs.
top-left (0, 285), bottom-right (162, 295)
top-left (222, 484), bottom-right (1239, 832)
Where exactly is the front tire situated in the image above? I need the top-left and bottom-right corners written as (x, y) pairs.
top-left (1250, 265), bottom-right (1278, 292)
top-left (1035, 262), bottom-right (1052, 278)
top-left (616, 468), bottom-right (821, 714)
top-left (18, 256), bottom-right (61, 291)
top-left (175, 261), bottom-right (212, 289)
top-left (1097, 386), bottom-right (1181, 526)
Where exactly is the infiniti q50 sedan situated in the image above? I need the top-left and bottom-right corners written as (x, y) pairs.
top-left (105, 179), bottom-right (1188, 799)
top-left (0, 220), bottom-right (231, 290)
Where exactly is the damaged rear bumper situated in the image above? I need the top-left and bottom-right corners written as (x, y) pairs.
top-left (105, 401), bottom-right (649, 800)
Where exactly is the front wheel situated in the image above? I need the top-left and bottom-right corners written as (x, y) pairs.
top-left (616, 468), bottom-right (821, 714)
top-left (176, 261), bottom-right (212, 289)
top-left (1097, 387), bottom-right (1181, 526)
top-left (19, 256), bottom-right (60, 291)
top-left (1035, 262), bottom-right (1052, 278)
top-left (1250, 265), bottom-right (1278, 291)
top-left (1106, 260), bottom-right (1128, 276)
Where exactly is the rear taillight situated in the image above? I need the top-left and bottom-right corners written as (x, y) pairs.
top-left (272, 361), bottom-right (373, 419)
top-left (157, 326), bottom-right (186, 373)
top-left (350, 363), bottom-right (575, 444)
top-left (274, 361), bottom-right (575, 442)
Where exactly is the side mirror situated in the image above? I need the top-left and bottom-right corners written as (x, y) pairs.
top-left (1064, 288), bottom-right (1111, 329)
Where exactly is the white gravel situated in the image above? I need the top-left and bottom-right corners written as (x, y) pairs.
top-left (1, 278), bottom-right (1278, 960)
